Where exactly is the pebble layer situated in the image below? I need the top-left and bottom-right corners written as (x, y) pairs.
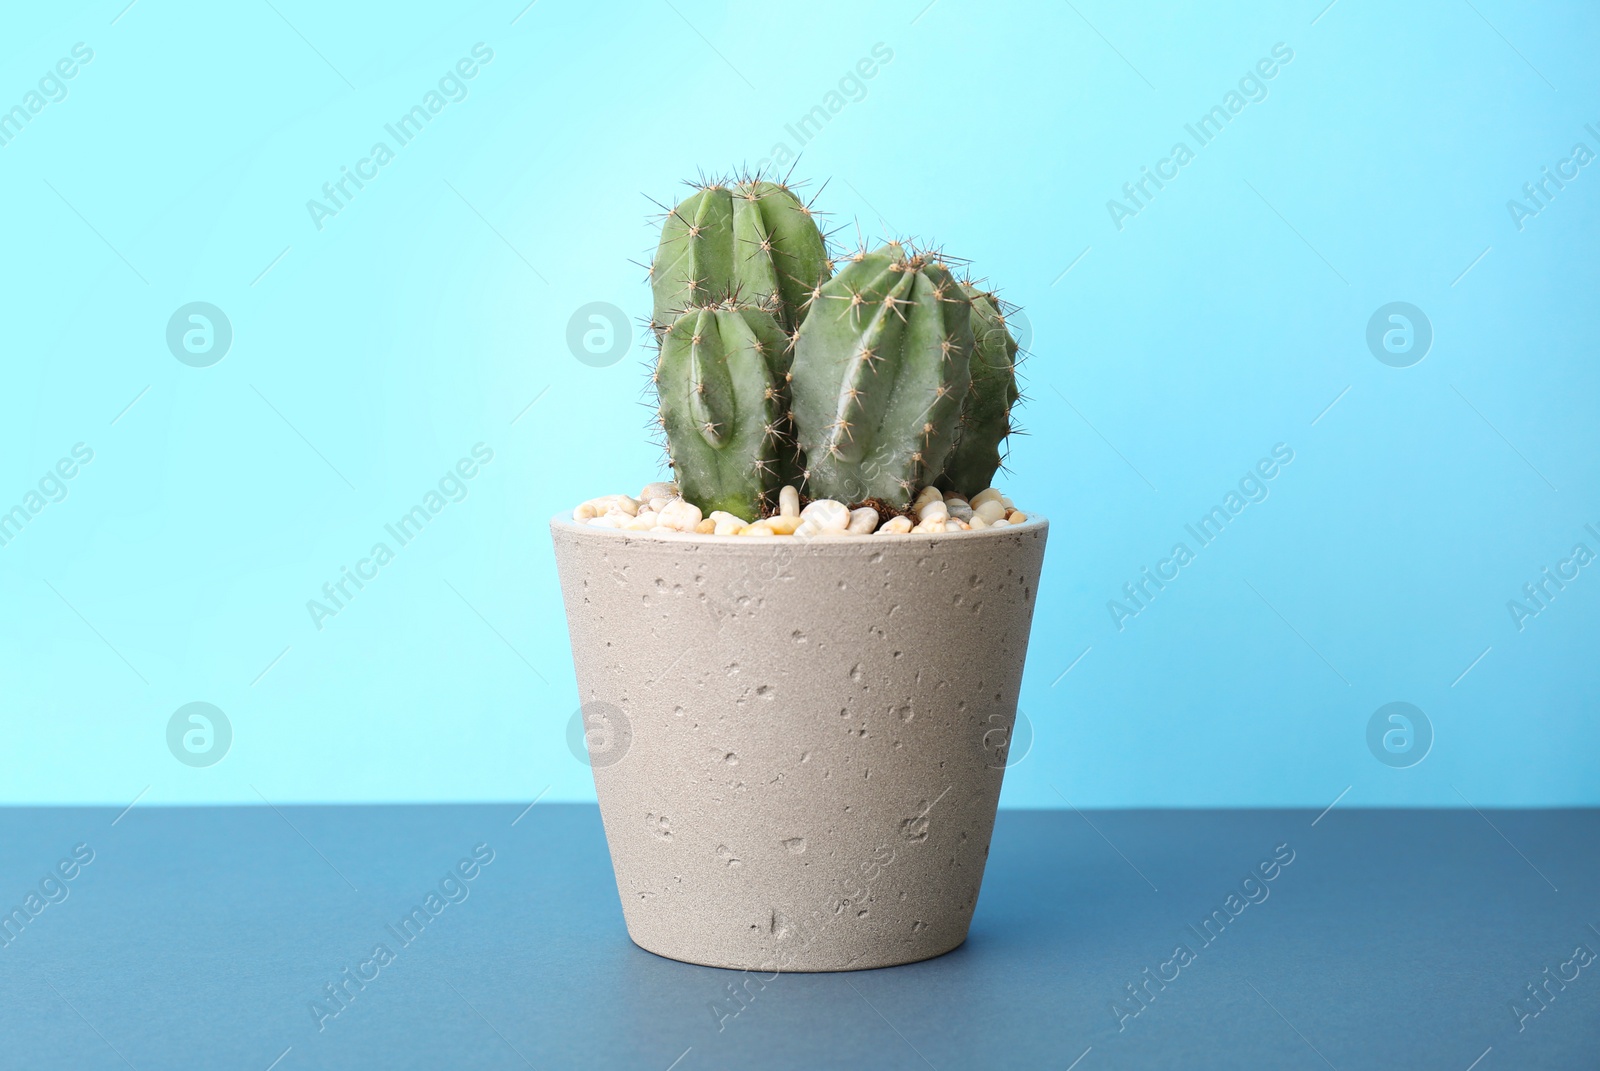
top-left (572, 483), bottom-right (1031, 537)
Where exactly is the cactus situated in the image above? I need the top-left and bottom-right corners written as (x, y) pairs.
top-left (655, 303), bottom-right (794, 519)
top-left (644, 175), bottom-right (1025, 519)
top-left (787, 242), bottom-right (974, 509)
top-left (650, 177), bottom-right (831, 334)
top-left (937, 284), bottom-right (1022, 497)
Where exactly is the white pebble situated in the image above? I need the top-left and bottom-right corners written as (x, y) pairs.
top-left (582, 494), bottom-right (638, 517)
top-left (761, 514), bottom-right (800, 535)
top-left (656, 499), bottom-right (702, 532)
top-left (847, 507), bottom-right (880, 534)
top-left (571, 483), bottom-right (1028, 540)
top-left (800, 499), bottom-right (850, 530)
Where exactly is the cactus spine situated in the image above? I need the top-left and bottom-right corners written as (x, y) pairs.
top-left (655, 303), bottom-right (792, 519)
top-left (788, 242), bottom-right (974, 509)
top-left (938, 284), bottom-right (1021, 496)
top-left (650, 178), bottom-right (831, 334)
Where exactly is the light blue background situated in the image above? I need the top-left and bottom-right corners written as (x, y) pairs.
top-left (2, 0), bottom-right (1595, 808)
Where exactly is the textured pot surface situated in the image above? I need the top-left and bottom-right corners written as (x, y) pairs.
top-left (551, 516), bottom-right (1048, 971)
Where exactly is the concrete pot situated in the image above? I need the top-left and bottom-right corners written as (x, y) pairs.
top-left (550, 515), bottom-right (1048, 971)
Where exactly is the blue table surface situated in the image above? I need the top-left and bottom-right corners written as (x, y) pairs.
top-left (0, 804), bottom-right (1595, 1070)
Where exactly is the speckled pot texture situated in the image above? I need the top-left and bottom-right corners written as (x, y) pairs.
top-left (550, 515), bottom-right (1048, 971)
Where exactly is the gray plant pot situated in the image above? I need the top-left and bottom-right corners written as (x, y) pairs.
top-left (550, 515), bottom-right (1048, 972)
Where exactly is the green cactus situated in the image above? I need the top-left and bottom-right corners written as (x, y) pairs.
top-left (644, 175), bottom-right (1025, 517)
top-left (654, 303), bottom-right (793, 519)
top-left (787, 242), bottom-right (974, 509)
top-left (938, 284), bottom-right (1021, 497)
top-left (650, 177), bottom-right (831, 334)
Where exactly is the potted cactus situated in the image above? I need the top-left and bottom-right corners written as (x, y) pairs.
top-left (551, 173), bottom-right (1047, 972)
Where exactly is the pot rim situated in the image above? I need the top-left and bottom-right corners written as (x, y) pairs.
top-left (550, 512), bottom-right (1047, 548)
